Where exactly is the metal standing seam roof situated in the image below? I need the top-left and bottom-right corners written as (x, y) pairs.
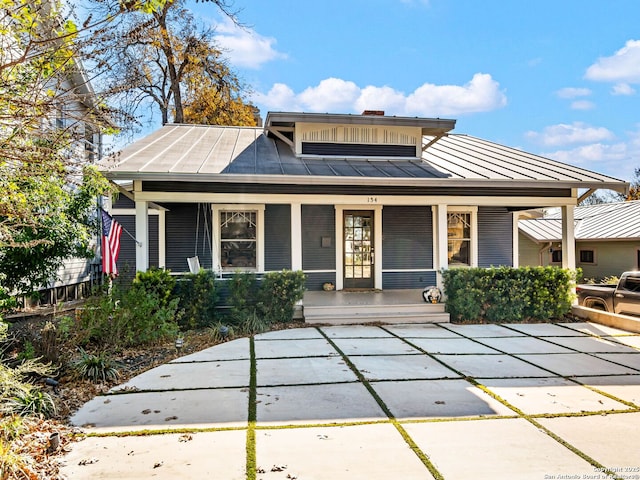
top-left (519, 200), bottom-right (640, 242)
top-left (100, 123), bottom-right (628, 191)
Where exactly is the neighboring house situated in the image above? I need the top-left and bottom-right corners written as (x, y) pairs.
top-left (101, 111), bottom-right (628, 297)
top-left (519, 200), bottom-right (640, 281)
top-left (36, 63), bottom-right (108, 304)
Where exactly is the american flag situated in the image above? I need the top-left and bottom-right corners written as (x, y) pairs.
top-left (101, 209), bottom-right (123, 276)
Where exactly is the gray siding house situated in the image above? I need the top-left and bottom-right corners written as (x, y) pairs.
top-left (35, 63), bottom-right (109, 304)
top-left (102, 111), bottom-right (628, 296)
top-left (519, 200), bottom-right (640, 281)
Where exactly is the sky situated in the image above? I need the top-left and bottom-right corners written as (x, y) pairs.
top-left (180, 0), bottom-right (640, 183)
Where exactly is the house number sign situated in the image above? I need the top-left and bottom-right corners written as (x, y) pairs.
top-left (367, 197), bottom-right (378, 203)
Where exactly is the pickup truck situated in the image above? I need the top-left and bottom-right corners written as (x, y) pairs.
top-left (576, 271), bottom-right (640, 317)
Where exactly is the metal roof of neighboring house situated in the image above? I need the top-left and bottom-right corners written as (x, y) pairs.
top-left (519, 200), bottom-right (640, 242)
top-left (100, 120), bottom-right (627, 192)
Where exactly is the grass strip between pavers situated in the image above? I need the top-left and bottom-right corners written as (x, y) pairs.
top-left (246, 336), bottom-right (257, 480)
top-left (382, 326), bottom-right (628, 480)
top-left (317, 327), bottom-right (445, 480)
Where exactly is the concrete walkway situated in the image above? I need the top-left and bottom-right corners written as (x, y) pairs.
top-left (60, 322), bottom-right (640, 479)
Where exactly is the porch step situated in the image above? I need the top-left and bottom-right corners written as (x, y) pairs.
top-left (303, 293), bottom-right (449, 325)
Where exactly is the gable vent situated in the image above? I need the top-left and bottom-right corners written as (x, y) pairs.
top-left (302, 142), bottom-right (416, 157)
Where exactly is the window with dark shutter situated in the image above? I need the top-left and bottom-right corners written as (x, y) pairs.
top-left (579, 249), bottom-right (595, 264)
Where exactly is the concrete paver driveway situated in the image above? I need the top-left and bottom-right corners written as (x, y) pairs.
top-left (61, 322), bottom-right (640, 479)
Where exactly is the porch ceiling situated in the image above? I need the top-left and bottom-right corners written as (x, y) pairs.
top-left (100, 123), bottom-right (628, 194)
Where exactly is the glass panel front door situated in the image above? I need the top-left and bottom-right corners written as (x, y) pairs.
top-left (344, 211), bottom-right (374, 289)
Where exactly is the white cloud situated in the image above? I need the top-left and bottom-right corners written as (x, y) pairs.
top-left (612, 83), bottom-right (636, 96)
top-left (556, 87), bottom-right (592, 99)
top-left (525, 122), bottom-right (614, 147)
top-left (543, 143), bottom-right (630, 180)
top-left (405, 73), bottom-right (507, 116)
top-left (297, 78), bottom-right (361, 112)
top-left (570, 100), bottom-right (595, 110)
top-left (585, 39), bottom-right (640, 84)
top-left (213, 18), bottom-right (287, 69)
top-left (253, 73), bottom-right (507, 117)
top-left (252, 83), bottom-right (300, 111)
top-left (538, 125), bottom-right (640, 181)
top-left (354, 86), bottom-right (407, 114)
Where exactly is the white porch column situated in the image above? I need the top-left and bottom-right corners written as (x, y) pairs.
top-left (291, 203), bottom-right (302, 271)
top-left (335, 208), bottom-right (344, 290)
top-left (374, 206), bottom-right (383, 290)
top-left (433, 204), bottom-right (449, 291)
top-left (561, 205), bottom-right (576, 270)
top-left (512, 212), bottom-right (520, 268)
top-left (135, 200), bottom-right (149, 272)
top-left (158, 210), bottom-right (166, 268)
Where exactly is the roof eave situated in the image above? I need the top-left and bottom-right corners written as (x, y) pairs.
top-left (101, 171), bottom-right (627, 192)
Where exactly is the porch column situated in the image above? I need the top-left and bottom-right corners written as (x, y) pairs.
top-left (291, 203), bottom-right (302, 271)
top-left (135, 200), bottom-right (149, 272)
top-left (374, 206), bottom-right (383, 290)
top-left (434, 204), bottom-right (449, 291)
top-left (512, 212), bottom-right (520, 268)
top-left (158, 209), bottom-right (166, 268)
top-left (561, 205), bottom-right (576, 270)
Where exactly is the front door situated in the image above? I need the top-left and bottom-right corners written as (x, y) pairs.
top-left (343, 211), bottom-right (374, 289)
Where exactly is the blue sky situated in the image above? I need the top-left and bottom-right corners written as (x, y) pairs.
top-left (183, 0), bottom-right (640, 182)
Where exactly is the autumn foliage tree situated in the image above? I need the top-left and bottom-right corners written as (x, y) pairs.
top-left (93, 0), bottom-right (257, 129)
top-left (626, 168), bottom-right (640, 201)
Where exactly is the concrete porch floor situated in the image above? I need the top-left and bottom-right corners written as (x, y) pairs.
top-left (302, 289), bottom-right (449, 324)
top-left (303, 288), bottom-right (427, 307)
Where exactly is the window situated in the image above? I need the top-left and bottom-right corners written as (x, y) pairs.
top-left (219, 211), bottom-right (257, 269)
top-left (551, 249), bottom-right (562, 263)
top-left (620, 275), bottom-right (640, 293)
top-left (579, 249), bottom-right (595, 264)
top-left (447, 212), bottom-right (471, 266)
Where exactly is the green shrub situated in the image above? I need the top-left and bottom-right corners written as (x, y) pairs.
top-left (443, 266), bottom-right (578, 323)
top-left (174, 270), bottom-right (218, 329)
top-left (133, 267), bottom-right (176, 308)
top-left (257, 270), bottom-right (306, 324)
top-left (73, 278), bottom-right (179, 348)
top-left (227, 271), bottom-right (259, 325)
top-left (72, 348), bottom-right (120, 383)
top-left (227, 270), bottom-right (306, 332)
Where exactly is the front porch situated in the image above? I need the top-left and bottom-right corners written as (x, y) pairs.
top-left (302, 289), bottom-right (449, 325)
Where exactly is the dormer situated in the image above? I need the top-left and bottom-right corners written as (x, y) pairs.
top-left (264, 111), bottom-right (456, 159)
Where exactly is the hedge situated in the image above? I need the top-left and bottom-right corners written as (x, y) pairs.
top-left (442, 266), bottom-right (579, 323)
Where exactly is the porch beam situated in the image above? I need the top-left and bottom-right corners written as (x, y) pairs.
top-left (134, 191), bottom-right (577, 208)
